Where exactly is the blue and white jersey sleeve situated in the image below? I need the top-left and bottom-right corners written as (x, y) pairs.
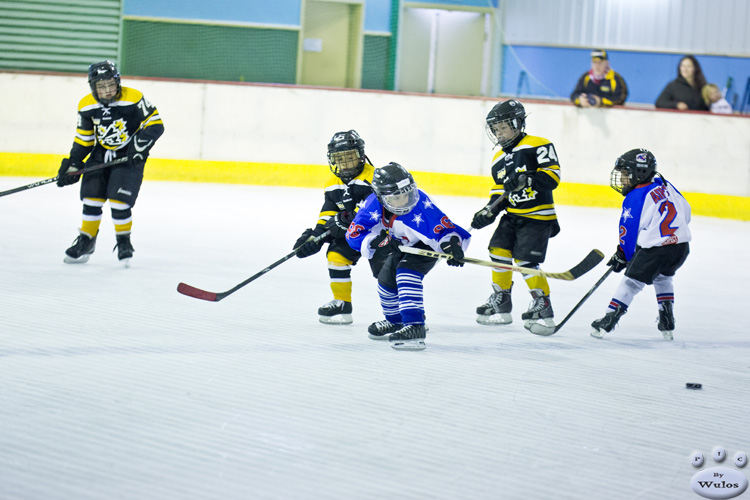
top-left (346, 191), bottom-right (471, 259)
top-left (618, 177), bottom-right (692, 260)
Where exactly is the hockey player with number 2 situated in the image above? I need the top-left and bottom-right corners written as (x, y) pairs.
top-left (57, 60), bottom-right (164, 267)
top-left (346, 162), bottom-right (471, 351)
top-left (591, 149), bottom-right (691, 340)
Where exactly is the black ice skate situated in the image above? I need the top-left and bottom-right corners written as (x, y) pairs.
top-left (590, 305), bottom-right (627, 339)
top-left (114, 233), bottom-right (134, 268)
top-left (367, 319), bottom-right (403, 340)
top-left (318, 299), bottom-right (353, 325)
top-left (64, 231), bottom-right (97, 264)
top-left (476, 283), bottom-right (512, 325)
top-left (522, 289), bottom-right (555, 333)
top-left (657, 301), bottom-right (675, 341)
top-left (389, 324), bottom-right (427, 351)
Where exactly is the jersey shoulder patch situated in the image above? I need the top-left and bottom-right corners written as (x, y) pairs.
top-left (78, 94), bottom-right (99, 111)
top-left (117, 87), bottom-right (144, 105)
top-left (518, 135), bottom-right (551, 148)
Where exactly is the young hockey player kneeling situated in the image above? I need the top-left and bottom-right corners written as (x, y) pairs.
top-left (346, 162), bottom-right (471, 351)
top-left (591, 149), bottom-right (691, 340)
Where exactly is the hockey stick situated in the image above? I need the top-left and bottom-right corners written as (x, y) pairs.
top-left (528, 266), bottom-right (615, 336)
top-left (399, 246), bottom-right (604, 281)
top-left (467, 193), bottom-right (507, 233)
top-left (0, 157), bottom-right (128, 198)
top-left (177, 230), bottom-right (332, 302)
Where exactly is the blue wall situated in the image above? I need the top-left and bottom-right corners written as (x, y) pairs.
top-left (503, 45), bottom-right (750, 108)
top-left (124, 0), bottom-right (302, 25)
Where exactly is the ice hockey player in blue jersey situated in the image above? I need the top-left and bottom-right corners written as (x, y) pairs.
top-left (293, 130), bottom-right (376, 325)
top-left (591, 149), bottom-right (691, 340)
top-left (346, 162), bottom-right (471, 351)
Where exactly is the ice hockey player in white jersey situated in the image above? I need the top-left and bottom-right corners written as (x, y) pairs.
top-left (591, 149), bottom-right (691, 340)
top-left (346, 162), bottom-right (471, 351)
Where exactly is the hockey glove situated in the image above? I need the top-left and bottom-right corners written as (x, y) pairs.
top-left (294, 228), bottom-right (324, 258)
top-left (503, 172), bottom-right (528, 193)
top-left (127, 133), bottom-right (155, 168)
top-left (370, 229), bottom-right (401, 253)
top-left (440, 236), bottom-right (464, 267)
top-left (471, 198), bottom-right (507, 230)
top-left (607, 246), bottom-right (628, 273)
top-left (324, 211), bottom-right (354, 239)
top-left (56, 158), bottom-right (82, 187)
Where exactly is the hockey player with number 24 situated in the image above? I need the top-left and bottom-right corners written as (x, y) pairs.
top-left (57, 60), bottom-right (164, 267)
top-left (346, 162), bottom-right (471, 351)
top-left (470, 99), bottom-right (562, 333)
top-left (591, 149), bottom-right (691, 340)
top-left (293, 130), bottom-right (376, 325)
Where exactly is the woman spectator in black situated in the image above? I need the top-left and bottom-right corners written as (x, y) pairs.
top-left (655, 55), bottom-right (709, 111)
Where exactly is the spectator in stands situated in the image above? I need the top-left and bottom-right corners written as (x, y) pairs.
top-left (570, 49), bottom-right (628, 108)
top-left (655, 55), bottom-right (708, 111)
top-left (702, 83), bottom-right (733, 114)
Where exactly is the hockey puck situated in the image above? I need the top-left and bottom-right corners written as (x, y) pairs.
top-left (686, 383), bottom-right (702, 390)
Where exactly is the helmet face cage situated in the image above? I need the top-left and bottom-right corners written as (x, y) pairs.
top-left (327, 130), bottom-right (365, 181)
top-left (610, 149), bottom-right (657, 195)
top-left (88, 60), bottom-right (121, 105)
top-left (486, 100), bottom-right (526, 148)
top-left (372, 163), bottom-right (419, 215)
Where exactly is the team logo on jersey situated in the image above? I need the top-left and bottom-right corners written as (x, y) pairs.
top-left (97, 119), bottom-right (129, 148)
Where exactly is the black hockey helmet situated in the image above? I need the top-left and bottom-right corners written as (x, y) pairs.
top-left (486, 99), bottom-right (527, 149)
top-left (327, 130), bottom-right (366, 182)
top-left (610, 148), bottom-right (657, 195)
top-left (88, 60), bottom-right (121, 105)
top-left (371, 162), bottom-right (419, 215)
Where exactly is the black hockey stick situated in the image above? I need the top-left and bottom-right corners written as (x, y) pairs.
top-left (177, 230), bottom-right (332, 302)
top-left (399, 246), bottom-right (604, 281)
top-left (467, 193), bottom-right (507, 232)
top-left (528, 266), bottom-right (615, 336)
top-left (0, 157), bottom-right (128, 198)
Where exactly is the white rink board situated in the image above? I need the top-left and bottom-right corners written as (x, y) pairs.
top-left (1, 73), bottom-right (749, 196)
top-left (0, 179), bottom-right (748, 500)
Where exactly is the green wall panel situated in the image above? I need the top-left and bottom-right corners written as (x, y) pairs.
top-left (361, 34), bottom-right (390, 90)
top-left (121, 20), bottom-right (298, 83)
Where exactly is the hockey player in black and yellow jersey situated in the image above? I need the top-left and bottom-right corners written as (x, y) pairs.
top-left (293, 130), bottom-right (376, 324)
top-left (57, 60), bottom-right (164, 267)
top-left (471, 100), bottom-right (561, 332)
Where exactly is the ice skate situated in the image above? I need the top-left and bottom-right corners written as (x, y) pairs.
top-left (367, 319), bottom-right (403, 340)
top-left (389, 324), bottom-right (427, 351)
top-left (476, 284), bottom-right (512, 325)
top-left (590, 305), bottom-right (627, 339)
top-left (64, 231), bottom-right (97, 264)
top-left (657, 301), bottom-right (675, 341)
top-left (318, 299), bottom-right (353, 325)
top-left (522, 289), bottom-right (555, 333)
top-left (114, 233), bottom-right (134, 268)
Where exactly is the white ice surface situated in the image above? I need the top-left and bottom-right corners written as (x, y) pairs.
top-left (1, 179), bottom-right (748, 500)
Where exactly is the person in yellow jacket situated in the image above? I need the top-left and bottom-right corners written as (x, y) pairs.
top-left (570, 49), bottom-right (628, 108)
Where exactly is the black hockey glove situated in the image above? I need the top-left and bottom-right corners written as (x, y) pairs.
top-left (440, 236), bottom-right (464, 267)
top-left (607, 246), bottom-right (628, 273)
top-left (503, 172), bottom-right (528, 193)
top-left (370, 229), bottom-right (401, 252)
top-left (294, 228), bottom-right (324, 258)
top-left (56, 158), bottom-right (82, 187)
top-left (127, 133), bottom-right (155, 168)
top-left (324, 211), bottom-right (354, 239)
top-left (471, 198), bottom-right (507, 230)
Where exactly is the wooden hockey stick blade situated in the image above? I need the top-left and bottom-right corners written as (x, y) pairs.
top-left (528, 266), bottom-right (615, 336)
top-left (399, 246), bottom-right (604, 281)
top-left (176, 230), bottom-right (332, 302)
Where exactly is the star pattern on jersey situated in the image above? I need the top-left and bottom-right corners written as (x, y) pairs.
top-left (368, 210), bottom-right (380, 221)
top-left (411, 213), bottom-right (424, 226)
top-left (422, 198), bottom-right (434, 210)
top-left (621, 207), bottom-right (633, 221)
